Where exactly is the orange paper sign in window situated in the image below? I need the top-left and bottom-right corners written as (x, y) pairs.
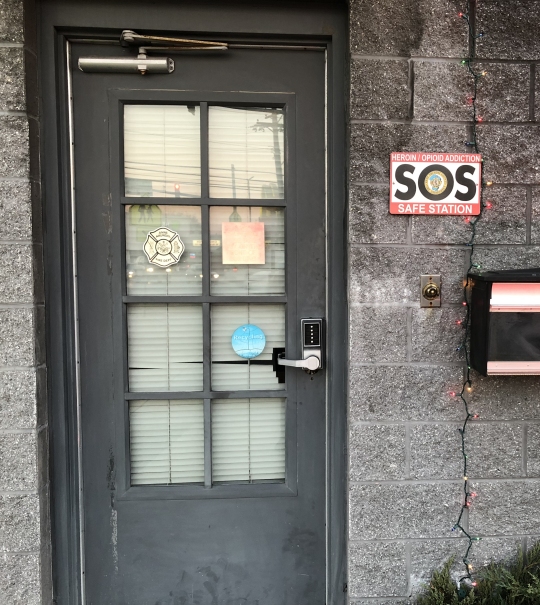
top-left (222, 222), bottom-right (265, 265)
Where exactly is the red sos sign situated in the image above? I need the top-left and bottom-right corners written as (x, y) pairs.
top-left (390, 153), bottom-right (482, 215)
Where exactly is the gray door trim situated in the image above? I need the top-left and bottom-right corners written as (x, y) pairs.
top-left (38, 2), bottom-right (347, 603)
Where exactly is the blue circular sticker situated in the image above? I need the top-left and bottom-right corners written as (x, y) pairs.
top-left (231, 324), bottom-right (266, 359)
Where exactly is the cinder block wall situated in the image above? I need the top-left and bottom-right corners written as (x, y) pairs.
top-left (0, 0), bottom-right (48, 603)
top-left (348, 0), bottom-right (540, 602)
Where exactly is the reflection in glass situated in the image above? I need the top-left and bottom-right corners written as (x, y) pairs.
top-left (124, 105), bottom-right (201, 197)
top-left (130, 399), bottom-right (204, 485)
top-left (210, 206), bottom-right (285, 295)
top-left (128, 304), bottom-right (203, 391)
top-left (209, 107), bottom-right (284, 199)
top-left (125, 205), bottom-right (202, 295)
top-left (212, 399), bottom-right (286, 483)
top-left (211, 304), bottom-right (285, 391)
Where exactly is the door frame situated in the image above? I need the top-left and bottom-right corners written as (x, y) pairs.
top-left (38, 1), bottom-right (347, 603)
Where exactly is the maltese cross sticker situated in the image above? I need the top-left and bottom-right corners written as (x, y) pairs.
top-left (143, 227), bottom-right (185, 268)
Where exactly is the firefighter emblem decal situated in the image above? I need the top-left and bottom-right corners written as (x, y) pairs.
top-left (143, 227), bottom-right (185, 268)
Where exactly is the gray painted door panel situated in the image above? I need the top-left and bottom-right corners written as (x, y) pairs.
top-left (72, 41), bottom-right (326, 605)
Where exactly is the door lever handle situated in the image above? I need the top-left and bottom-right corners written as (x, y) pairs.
top-left (277, 354), bottom-right (320, 372)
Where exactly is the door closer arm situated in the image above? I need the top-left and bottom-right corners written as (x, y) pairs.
top-left (79, 30), bottom-right (228, 75)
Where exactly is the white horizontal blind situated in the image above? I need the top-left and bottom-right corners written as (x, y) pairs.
top-left (125, 205), bottom-right (203, 297)
top-left (128, 304), bottom-right (203, 391)
top-left (130, 399), bottom-right (204, 485)
top-left (211, 304), bottom-right (285, 390)
top-left (212, 399), bottom-right (286, 482)
top-left (209, 107), bottom-right (284, 199)
top-left (209, 206), bottom-right (285, 296)
top-left (124, 105), bottom-right (201, 198)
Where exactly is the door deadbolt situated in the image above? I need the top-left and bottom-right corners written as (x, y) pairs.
top-left (420, 275), bottom-right (441, 308)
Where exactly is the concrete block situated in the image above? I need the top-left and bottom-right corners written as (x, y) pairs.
top-left (415, 61), bottom-right (530, 123)
top-left (350, 0), bottom-right (467, 58)
top-left (351, 123), bottom-right (467, 183)
top-left (350, 246), bottom-right (465, 304)
top-left (477, 125), bottom-right (540, 184)
top-left (0, 433), bottom-right (36, 490)
top-left (529, 188), bottom-right (540, 244)
top-left (537, 74), bottom-right (540, 122)
top-left (469, 480), bottom-right (540, 535)
top-left (0, 180), bottom-right (31, 240)
top-left (349, 425), bottom-right (406, 481)
top-left (35, 367), bottom-right (46, 428)
top-left (412, 192), bottom-right (526, 246)
top-left (475, 186), bottom-right (527, 244)
top-left (411, 307), bottom-right (466, 363)
top-left (349, 541), bottom-right (408, 597)
top-left (350, 185), bottom-right (408, 244)
top-left (0, 116), bottom-right (28, 178)
top-left (349, 365), bottom-right (464, 422)
top-left (410, 423), bottom-right (522, 480)
top-left (411, 214), bottom-right (471, 245)
top-left (350, 306), bottom-right (408, 363)
top-left (0, 48), bottom-right (25, 112)
top-left (23, 48), bottom-right (39, 119)
top-left (526, 424), bottom-right (540, 476)
top-left (468, 371), bottom-right (540, 421)
top-left (476, 64), bottom-right (530, 123)
top-left (0, 0), bottom-right (23, 43)
top-left (351, 58), bottom-right (410, 120)
top-left (410, 537), bottom-right (521, 596)
top-left (0, 308), bottom-right (34, 366)
top-left (0, 494), bottom-right (39, 551)
top-left (468, 422), bottom-right (524, 479)
top-left (30, 180), bottom-right (42, 244)
top-left (349, 482), bottom-right (462, 540)
top-left (0, 371), bottom-right (36, 428)
top-left (0, 552), bottom-right (39, 605)
top-left (0, 244), bottom-right (32, 303)
top-left (410, 424), bottom-right (462, 480)
top-left (414, 60), bottom-right (472, 121)
top-left (476, 0), bottom-right (540, 60)
top-left (471, 246), bottom-right (540, 275)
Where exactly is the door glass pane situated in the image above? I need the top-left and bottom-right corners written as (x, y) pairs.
top-left (209, 206), bottom-right (285, 295)
top-left (212, 398), bottom-right (286, 483)
top-left (130, 399), bottom-right (204, 485)
top-left (209, 107), bottom-right (284, 199)
top-left (128, 304), bottom-right (203, 392)
top-left (124, 105), bottom-right (201, 197)
top-left (211, 304), bottom-right (285, 391)
top-left (125, 205), bottom-right (202, 295)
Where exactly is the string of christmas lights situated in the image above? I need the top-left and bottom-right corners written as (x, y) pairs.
top-left (450, 0), bottom-right (494, 593)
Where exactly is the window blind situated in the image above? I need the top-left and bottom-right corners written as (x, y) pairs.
top-left (128, 304), bottom-right (203, 391)
top-left (124, 104), bottom-right (201, 198)
top-left (212, 398), bottom-right (286, 482)
top-left (130, 399), bottom-right (204, 485)
top-left (211, 304), bottom-right (285, 390)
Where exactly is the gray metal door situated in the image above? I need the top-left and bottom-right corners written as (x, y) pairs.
top-left (71, 38), bottom-right (326, 605)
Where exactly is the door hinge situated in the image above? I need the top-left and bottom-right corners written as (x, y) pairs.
top-left (78, 29), bottom-right (228, 75)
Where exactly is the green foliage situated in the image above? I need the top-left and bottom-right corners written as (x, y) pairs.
top-left (414, 543), bottom-right (540, 605)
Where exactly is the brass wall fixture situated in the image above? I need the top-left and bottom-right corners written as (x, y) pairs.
top-left (420, 274), bottom-right (441, 307)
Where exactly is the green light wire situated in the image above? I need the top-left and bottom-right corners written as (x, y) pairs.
top-left (453, 0), bottom-right (488, 592)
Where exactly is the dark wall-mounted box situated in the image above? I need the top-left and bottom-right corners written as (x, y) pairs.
top-left (469, 268), bottom-right (540, 376)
